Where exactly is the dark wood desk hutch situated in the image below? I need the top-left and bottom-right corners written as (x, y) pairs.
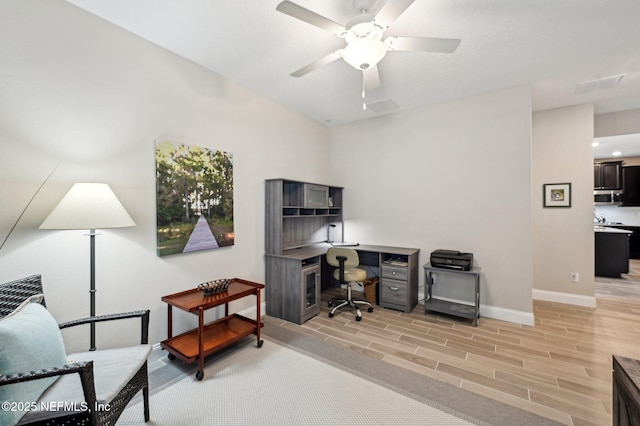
top-left (265, 179), bottom-right (419, 324)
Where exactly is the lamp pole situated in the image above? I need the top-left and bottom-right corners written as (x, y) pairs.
top-left (40, 183), bottom-right (135, 352)
top-left (89, 229), bottom-right (97, 351)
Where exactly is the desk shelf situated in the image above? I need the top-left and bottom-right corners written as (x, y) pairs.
top-left (266, 179), bottom-right (344, 254)
top-left (282, 207), bottom-right (342, 218)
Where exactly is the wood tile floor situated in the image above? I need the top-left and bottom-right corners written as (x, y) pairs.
top-left (268, 279), bottom-right (640, 426)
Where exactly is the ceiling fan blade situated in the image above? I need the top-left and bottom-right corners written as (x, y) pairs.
top-left (290, 50), bottom-right (343, 78)
top-left (276, 1), bottom-right (345, 35)
top-left (387, 36), bottom-right (461, 53)
top-left (373, 0), bottom-right (416, 29)
top-left (363, 65), bottom-right (381, 92)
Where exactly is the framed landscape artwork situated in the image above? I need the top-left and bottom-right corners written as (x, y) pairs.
top-left (543, 183), bottom-right (571, 208)
top-left (155, 139), bottom-right (234, 256)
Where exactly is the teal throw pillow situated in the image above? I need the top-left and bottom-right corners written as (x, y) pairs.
top-left (0, 301), bottom-right (67, 426)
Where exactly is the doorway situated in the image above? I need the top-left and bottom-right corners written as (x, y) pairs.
top-left (595, 259), bottom-right (640, 299)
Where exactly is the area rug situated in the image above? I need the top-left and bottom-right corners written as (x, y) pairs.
top-left (118, 337), bottom-right (478, 425)
top-left (119, 318), bottom-right (562, 425)
top-left (261, 319), bottom-right (562, 426)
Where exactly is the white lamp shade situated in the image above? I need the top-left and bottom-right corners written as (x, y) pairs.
top-left (343, 38), bottom-right (387, 70)
top-left (40, 183), bottom-right (135, 230)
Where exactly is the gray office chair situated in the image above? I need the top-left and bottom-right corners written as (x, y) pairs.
top-left (327, 247), bottom-right (373, 321)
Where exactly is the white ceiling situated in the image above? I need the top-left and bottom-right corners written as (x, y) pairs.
top-left (66, 0), bottom-right (640, 130)
top-left (593, 134), bottom-right (640, 160)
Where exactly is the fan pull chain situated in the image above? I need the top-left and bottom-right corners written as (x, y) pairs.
top-left (362, 77), bottom-right (366, 110)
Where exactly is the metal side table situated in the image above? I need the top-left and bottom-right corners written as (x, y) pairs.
top-left (423, 263), bottom-right (481, 326)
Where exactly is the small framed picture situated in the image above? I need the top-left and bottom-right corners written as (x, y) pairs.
top-left (543, 183), bottom-right (571, 208)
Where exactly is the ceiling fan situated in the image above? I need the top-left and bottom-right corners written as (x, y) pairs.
top-left (276, 0), bottom-right (461, 109)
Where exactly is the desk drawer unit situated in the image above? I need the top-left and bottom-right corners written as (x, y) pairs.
top-left (380, 278), bottom-right (407, 308)
top-left (379, 255), bottom-right (418, 313)
top-left (381, 265), bottom-right (408, 281)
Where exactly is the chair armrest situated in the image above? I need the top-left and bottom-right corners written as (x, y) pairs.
top-left (58, 310), bottom-right (150, 344)
top-left (0, 361), bottom-right (98, 423)
top-left (0, 361), bottom-right (92, 386)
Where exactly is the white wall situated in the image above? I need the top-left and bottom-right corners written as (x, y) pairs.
top-left (328, 86), bottom-right (534, 323)
top-left (595, 109), bottom-right (640, 137)
top-left (0, 0), bottom-right (329, 353)
top-left (532, 104), bottom-right (595, 306)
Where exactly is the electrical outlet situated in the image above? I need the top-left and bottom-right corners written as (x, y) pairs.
top-left (570, 272), bottom-right (579, 283)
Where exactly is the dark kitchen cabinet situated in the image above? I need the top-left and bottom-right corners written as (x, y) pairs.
top-left (604, 225), bottom-right (640, 259)
top-left (594, 161), bottom-right (622, 190)
top-left (623, 166), bottom-right (640, 206)
top-left (624, 227), bottom-right (640, 259)
top-left (595, 230), bottom-right (630, 278)
top-left (631, 230), bottom-right (640, 259)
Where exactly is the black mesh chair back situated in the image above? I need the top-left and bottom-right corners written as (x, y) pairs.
top-left (0, 274), bottom-right (45, 319)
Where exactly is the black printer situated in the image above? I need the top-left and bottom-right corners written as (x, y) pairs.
top-left (430, 249), bottom-right (474, 271)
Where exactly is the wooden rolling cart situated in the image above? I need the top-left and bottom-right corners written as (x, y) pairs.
top-left (161, 278), bottom-right (264, 380)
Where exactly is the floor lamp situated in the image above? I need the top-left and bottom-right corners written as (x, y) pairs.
top-left (40, 183), bottom-right (135, 351)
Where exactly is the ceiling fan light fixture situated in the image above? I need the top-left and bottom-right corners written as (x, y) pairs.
top-left (343, 38), bottom-right (387, 70)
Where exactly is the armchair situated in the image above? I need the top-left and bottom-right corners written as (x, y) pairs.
top-left (0, 275), bottom-right (150, 426)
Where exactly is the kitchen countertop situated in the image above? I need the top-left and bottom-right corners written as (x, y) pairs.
top-left (594, 226), bottom-right (633, 234)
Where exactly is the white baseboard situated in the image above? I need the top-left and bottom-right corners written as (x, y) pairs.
top-left (237, 301), bottom-right (266, 319)
top-left (479, 304), bottom-right (535, 326)
top-left (476, 290), bottom-right (597, 327)
top-left (532, 289), bottom-right (596, 308)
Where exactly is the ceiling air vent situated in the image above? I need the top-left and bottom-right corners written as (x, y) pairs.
top-left (366, 98), bottom-right (398, 113)
top-left (575, 74), bottom-right (625, 94)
